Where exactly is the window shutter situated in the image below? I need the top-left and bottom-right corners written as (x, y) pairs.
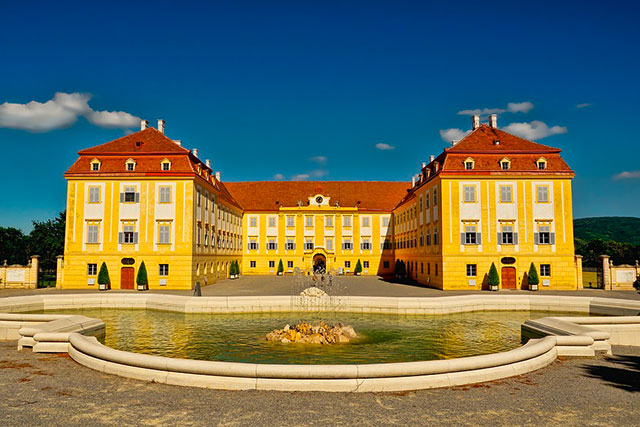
top-left (550, 233), bottom-right (556, 245)
top-left (513, 233), bottom-right (519, 245)
top-left (497, 232), bottom-right (502, 244)
top-left (460, 233), bottom-right (465, 245)
top-left (476, 233), bottom-right (482, 245)
top-left (133, 233), bottom-right (139, 244)
top-left (134, 192), bottom-right (140, 203)
top-left (120, 193), bottom-right (125, 203)
top-left (534, 232), bottom-right (539, 245)
top-left (118, 232), bottom-right (124, 243)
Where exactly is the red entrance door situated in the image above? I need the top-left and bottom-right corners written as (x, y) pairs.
top-left (501, 267), bottom-right (517, 290)
top-left (120, 267), bottom-right (134, 290)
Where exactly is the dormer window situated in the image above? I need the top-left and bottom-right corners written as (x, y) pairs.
top-left (125, 158), bottom-right (136, 171)
top-left (500, 158), bottom-right (511, 170)
top-left (161, 159), bottom-right (171, 171)
top-left (536, 157), bottom-right (547, 170)
top-left (464, 157), bottom-right (475, 170)
top-left (90, 159), bottom-right (101, 171)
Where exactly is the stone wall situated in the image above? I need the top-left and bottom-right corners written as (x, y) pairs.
top-left (600, 255), bottom-right (639, 290)
top-left (0, 256), bottom-right (39, 289)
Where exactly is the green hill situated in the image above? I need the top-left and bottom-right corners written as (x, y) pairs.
top-left (574, 217), bottom-right (640, 245)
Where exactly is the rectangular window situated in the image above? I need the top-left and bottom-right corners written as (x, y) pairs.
top-left (248, 238), bottom-right (258, 250)
top-left (344, 261), bottom-right (351, 268)
top-left (540, 264), bottom-right (551, 277)
top-left (343, 216), bottom-right (352, 227)
top-left (250, 261), bottom-right (256, 268)
top-left (419, 196), bottom-right (423, 211)
top-left (304, 238), bottom-right (314, 250)
top-left (305, 216), bottom-right (313, 227)
top-left (91, 162), bottom-right (100, 171)
top-left (383, 261), bottom-right (389, 269)
top-left (123, 224), bottom-right (135, 244)
top-left (249, 217), bottom-right (257, 227)
top-left (88, 187), bottom-right (100, 203)
top-left (162, 162), bottom-right (170, 171)
top-left (342, 239), bottom-right (353, 250)
top-left (123, 186), bottom-right (137, 203)
top-left (537, 185), bottom-right (549, 203)
top-left (433, 188), bottom-right (438, 206)
top-left (325, 216), bottom-right (334, 227)
top-left (382, 217), bottom-right (390, 227)
top-left (159, 186), bottom-right (171, 203)
top-left (287, 216), bottom-right (295, 227)
top-left (87, 263), bottom-right (97, 275)
top-left (363, 261), bottom-right (369, 269)
top-left (267, 238), bottom-right (277, 250)
top-left (269, 261), bottom-right (275, 268)
top-left (325, 237), bottom-right (334, 251)
top-left (286, 238), bottom-right (295, 250)
top-left (466, 264), bottom-right (477, 277)
top-left (425, 192), bottom-right (430, 208)
top-left (538, 225), bottom-right (551, 244)
top-left (159, 264), bottom-right (169, 276)
top-left (361, 237), bottom-right (372, 250)
top-left (287, 261), bottom-right (294, 268)
top-left (197, 189), bottom-right (201, 207)
top-left (361, 216), bottom-right (370, 227)
top-left (464, 224), bottom-right (477, 245)
top-left (463, 185), bottom-right (476, 203)
top-left (268, 217), bottom-right (276, 228)
top-left (126, 162), bottom-right (135, 171)
top-left (158, 224), bottom-right (171, 244)
top-left (87, 223), bottom-right (100, 244)
top-left (501, 224), bottom-right (514, 245)
top-left (500, 186), bottom-right (512, 203)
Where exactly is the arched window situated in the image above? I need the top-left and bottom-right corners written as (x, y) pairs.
top-left (500, 157), bottom-right (511, 170)
top-left (536, 157), bottom-right (547, 170)
top-left (463, 157), bottom-right (475, 170)
top-left (161, 158), bottom-right (171, 171)
top-left (125, 158), bottom-right (136, 171)
top-left (90, 158), bottom-right (101, 171)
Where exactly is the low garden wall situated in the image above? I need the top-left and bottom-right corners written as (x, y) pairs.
top-left (1, 294), bottom-right (639, 392)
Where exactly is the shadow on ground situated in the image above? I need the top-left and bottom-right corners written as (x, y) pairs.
top-left (582, 355), bottom-right (640, 392)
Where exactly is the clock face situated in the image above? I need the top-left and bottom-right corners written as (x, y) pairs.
top-left (315, 196), bottom-right (323, 204)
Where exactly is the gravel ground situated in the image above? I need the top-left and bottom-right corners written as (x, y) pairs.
top-left (1, 341), bottom-right (639, 426)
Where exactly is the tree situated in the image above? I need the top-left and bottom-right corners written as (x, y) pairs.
top-left (488, 263), bottom-right (500, 288)
top-left (229, 260), bottom-right (237, 276)
top-left (277, 259), bottom-right (284, 274)
top-left (0, 227), bottom-right (29, 265)
top-left (136, 261), bottom-right (148, 288)
top-left (28, 211), bottom-right (65, 273)
top-left (354, 259), bottom-right (363, 275)
top-left (527, 263), bottom-right (539, 288)
top-left (98, 262), bottom-right (110, 286)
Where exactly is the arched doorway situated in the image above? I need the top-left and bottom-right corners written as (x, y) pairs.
top-left (313, 254), bottom-right (326, 274)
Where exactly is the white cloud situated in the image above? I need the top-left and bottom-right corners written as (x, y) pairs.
top-left (273, 173), bottom-right (285, 180)
top-left (613, 170), bottom-right (640, 180)
top-left (291, 169), bottom-right (328, 181)
top-left (457, 101), bottom-right (534, 116)
top-left (375, 142), bottom-right (395, 150)
top-left (291, 173), bottom-right (310, 181)
top-left (507, 101), bottom-right (534, 113)
top-left (0, 92), bottom-right (140, 132)
top-left (502, 120), bottom-right (567, 140)
top-left (308, 156), bottom-right (327, 164)
top-left (576, 103), bottom-right (592, 109)
top-left (439, 128), bottom-right (471, 142)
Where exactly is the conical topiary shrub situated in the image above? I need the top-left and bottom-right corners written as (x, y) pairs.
top-left (488, 262), bottom-right (500, 291)
top-left (277, 259), bottom-right (284, 275)
top-left (136, 261), bottom-right (148, 291)
top-left (354, 259), bottom-right (363, 275)
top-left (98, 262), bottom-right (110, 291)
top-left (527, 262), bottom-right (539, 291)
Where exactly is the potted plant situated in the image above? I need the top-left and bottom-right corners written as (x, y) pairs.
top-left (527, 262), bottom-right (539, 291)
top-left (97, 262), bottom-right (110, 291)
top-left (229, 261), bottom-right (236, 279)
top-left (234, 260), bottom-right (240, 278)
top-left (354, 259), bottom-right (362, 276)
top-left (488, 262), bottom-right (499, 291)
top-left (277, 259), bottom-right (284, 276)
top-left (136, 261), bottom-right (148, 291)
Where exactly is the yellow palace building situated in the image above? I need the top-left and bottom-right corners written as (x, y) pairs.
top-left (59, 115), bottom-right (581, 290)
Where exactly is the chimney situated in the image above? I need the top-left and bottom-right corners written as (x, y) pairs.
top-left (192, 148), bottom-right (198, 158)
top-left (215, 171), bottom-right (221, 181)
top-left (157, 119), bottom-right (165, 134)
top-left (411, 176), bottom-right (416, 187)
top-left (205, 159), bottom-right (211, 168)
top-left (421, 162), bottom-right (426, 169)
top-left (140, 120), bottom-right (149, 131)
top-left (472, 114), bottom-right (480, 130)
top-left (489, 114), bottom-right (498, 128)
top-left (429, 155), bottom-right (435, 162)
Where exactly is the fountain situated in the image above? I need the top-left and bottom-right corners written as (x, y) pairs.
top-left (291, 266), bottom-right (348, 311)
top-left (266, 321), bottom-right (358, 344)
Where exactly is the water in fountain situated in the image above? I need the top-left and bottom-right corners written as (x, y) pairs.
top-left (291, 266), bottom-right (348, 312)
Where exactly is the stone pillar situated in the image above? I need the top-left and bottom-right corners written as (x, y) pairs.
top-left (575, 255), bottom-right (583, 290)
top-left (56, 256), bottom-right (64, 289)
top-left (29, 255), bottom-right (40, 289)
top-left (0, 261), bottom-right (6, 289)
top-left (601, 254), bottom-right (611, 290)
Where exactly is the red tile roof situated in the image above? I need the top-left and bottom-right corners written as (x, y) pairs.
top-left (78, 128), bottom-right (189, 155)
top-left (224, 181), bottom-right (410, 212)
top-left (446, 124), bottom-right (561, 153)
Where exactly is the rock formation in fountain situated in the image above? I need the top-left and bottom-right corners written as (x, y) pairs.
top-left (266, 321), bottom-right (358, 344)
top-left (299, 286), bottom-right (327, 297)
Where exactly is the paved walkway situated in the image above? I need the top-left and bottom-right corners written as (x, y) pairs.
top-left (2, 275), bottom-right (640, 299)
top-left (1, 340), bottom-right (638, 426)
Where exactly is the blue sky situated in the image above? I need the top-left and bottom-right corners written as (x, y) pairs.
top-left (1, 0), bottom-right (639, 231)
